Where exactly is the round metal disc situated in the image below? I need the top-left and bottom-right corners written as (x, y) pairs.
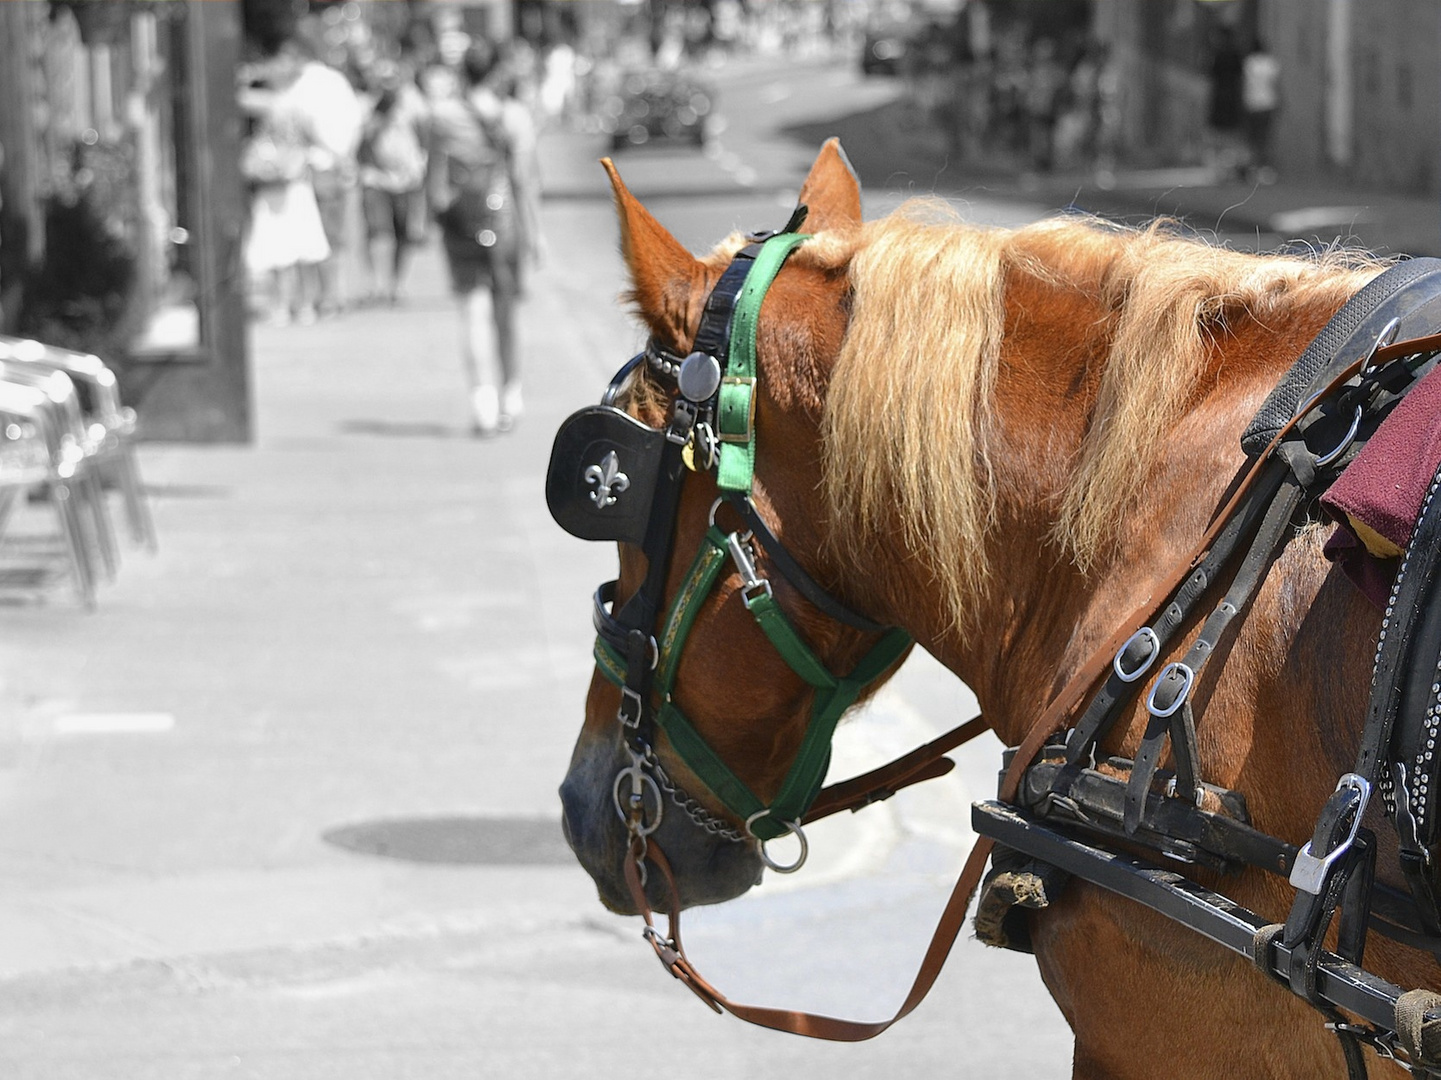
top-left (678, 351), bottom-right (722, 403)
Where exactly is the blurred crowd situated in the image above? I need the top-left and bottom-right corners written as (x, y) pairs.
top-left (896, 20), bottom-right (1123, 178)
top-left (236, 12), bottom-right (572, 327)
top-left (897, 13), bottom-right (1279, 184)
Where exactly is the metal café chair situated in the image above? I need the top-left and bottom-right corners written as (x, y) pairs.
top-left (0, 378), bottom-right (99, 608)
top-left (0, 360), bottom-right (117, 588)
top-left (0, 336), bottom-right (156, 551)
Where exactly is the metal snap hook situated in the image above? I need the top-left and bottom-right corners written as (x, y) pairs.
top-left (745, 811), bottom-right (809, 873)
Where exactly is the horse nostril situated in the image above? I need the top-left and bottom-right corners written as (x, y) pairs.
top-left (558, 778), bottom-right (591, 849)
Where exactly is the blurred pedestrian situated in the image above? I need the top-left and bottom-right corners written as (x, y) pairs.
top-left (1206, 25), bottom-right (1245, 173)
top-left (428, 42), bottom-right (542, 437)
top-left (1242, 37), bottom-right (1280, 183)
top-left (359, 60), bottom-right (429, 306)
top-left (1093, 42), bottom-right (1122, 179)
top-left (538, 40), bottom-right (578, 127)
top-left (239, 52), bottom-right (331, 326)
top-left (1024, 37), bottom-right (1065, 172)
top-left (1053, 37), bottom-right (1102, 171)
top-left (280, 32), bottom-right (364, 316)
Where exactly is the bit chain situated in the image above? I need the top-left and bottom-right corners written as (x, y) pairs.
top-left (638, 741), bottom-right (747, 843)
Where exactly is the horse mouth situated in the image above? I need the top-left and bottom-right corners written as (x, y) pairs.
top-left (559, 776), bottom-right (762, 914)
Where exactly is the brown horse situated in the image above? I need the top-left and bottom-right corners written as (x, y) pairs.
top-left (557, 139), bottom-right (1441, 1077)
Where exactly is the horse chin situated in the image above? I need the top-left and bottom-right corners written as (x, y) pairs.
top-left (559, 749), bottom-right (763, 915)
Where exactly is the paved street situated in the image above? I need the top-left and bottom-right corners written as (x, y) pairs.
top-left (2, 47), bottom-right (1437, 1079)
top-left (0, 51), bottom-right (1077, 1080)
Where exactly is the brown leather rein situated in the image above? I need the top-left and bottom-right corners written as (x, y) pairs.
top-left (619, 330), bottom-right (1441, 1042)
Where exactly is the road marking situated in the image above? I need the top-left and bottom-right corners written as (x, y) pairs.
top-left (52, 712), bottom-right (175, 736)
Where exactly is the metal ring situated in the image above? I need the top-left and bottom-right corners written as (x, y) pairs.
top-left (612, 766), bottom-right (664, 837)
top-left (601, 351), bottom-right (646, 407)
top-left (707, 497), bottom-right (752, 543)
top-left (1315, 405), bottom-right (1363, 467)
top-left (745, 811), bottom-right (809, 873)
top-left (1113, 627), bottom-right (1160, 683)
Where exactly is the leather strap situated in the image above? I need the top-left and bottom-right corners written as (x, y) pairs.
top-left (724, 491), bottom-right (888, 633)
top-left (805, 715), bottom-right (988, 822)
top-left (1123, 473), bottom-right (1306, 831)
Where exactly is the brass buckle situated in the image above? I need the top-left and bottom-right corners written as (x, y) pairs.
top-left (717, 375), bottom-right (756, 444)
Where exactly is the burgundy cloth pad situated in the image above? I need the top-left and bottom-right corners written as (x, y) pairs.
top-left (1321, 363), bottom-right (1441, 606)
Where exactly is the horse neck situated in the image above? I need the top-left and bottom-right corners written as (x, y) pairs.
top-left (853, 266), bottom-right (1338, 750)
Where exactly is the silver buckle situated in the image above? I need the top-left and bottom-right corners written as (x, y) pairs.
top-left (1359, 316), bottom-right (1402, 373)
top-left (618, 686), bottom-right (644, 728)
top-left (1145, 662), bottom-right (1195, 718)
top-left (1289, 773), bottom-right (1371, 895)
top-left (1113, 627), bottom-right (1160, 683)
top-left (612, 750), bottom-right (664, 837)
top-left (744, 810), bottom-right (809, 873)
top-left (1314, 405), bottom-right (1362, 467)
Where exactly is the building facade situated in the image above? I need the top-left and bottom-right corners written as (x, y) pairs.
top-left (1092, 0), bottom-right (1439, 195)
top-left (0, 0), bottom-right (250, 442)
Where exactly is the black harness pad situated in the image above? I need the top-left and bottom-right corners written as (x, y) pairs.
top-left (1242, 258), bottom-right (1441, 455)
top-left (546, 405), bottom-right (667, 545)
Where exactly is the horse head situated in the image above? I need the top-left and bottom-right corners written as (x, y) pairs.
top-left (556, 141), bottom-right (913, 914)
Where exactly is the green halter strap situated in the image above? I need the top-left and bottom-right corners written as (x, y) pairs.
top-left (595, 527), bottom-right (912, 842)
top-left (715, 232), bottom-right (808, 495)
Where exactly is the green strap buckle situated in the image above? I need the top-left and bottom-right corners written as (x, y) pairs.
top-left (714, 232), bottom-right (809, 495)
top-left (716, 376), bottom-right (756, 443)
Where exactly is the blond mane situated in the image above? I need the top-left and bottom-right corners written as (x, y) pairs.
top-left (815, 206), bottom-right (1385, 633)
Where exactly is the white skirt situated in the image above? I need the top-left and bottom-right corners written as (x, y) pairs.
top-left (245, 180), bottom-right (332, 274)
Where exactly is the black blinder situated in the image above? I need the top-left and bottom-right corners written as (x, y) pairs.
top-left (545, 405), bottom-right (668, 545)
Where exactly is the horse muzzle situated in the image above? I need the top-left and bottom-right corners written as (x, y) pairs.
top-left (559, 746), bottom-right (763, 914)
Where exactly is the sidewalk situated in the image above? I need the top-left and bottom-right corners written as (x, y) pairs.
top-left (0, 195), bottom-right (635, 965)
top-left (787, 92), bottom-right (1441, 258)
top-left (0, 192), bottom-right (1072, 1076)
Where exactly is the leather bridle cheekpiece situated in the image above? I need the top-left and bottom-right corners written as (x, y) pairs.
top-left (547, 212), bottom-right (911, 874)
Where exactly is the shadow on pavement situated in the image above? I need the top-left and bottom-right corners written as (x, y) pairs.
top-left (338, 419), bottom-right (467, 440)
top-left (324, 815), bottom-right (573, 865)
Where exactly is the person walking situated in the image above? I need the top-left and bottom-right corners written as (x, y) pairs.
top-left (1206, 25), bottom-right (1245, 174)
top-left (1242, 37), bottom-right (1280, 183)
top-left (280, 33), bottom-right (364, 316)
top-left (427, 41), bottom-right (541, 437)
top-left (239, 51), bottom-right (331, 325)
top-left (359, 59), bottom-right (430, 306)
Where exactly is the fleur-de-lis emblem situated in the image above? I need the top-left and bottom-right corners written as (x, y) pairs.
top-left (584, 450), bottom-right (630, 509)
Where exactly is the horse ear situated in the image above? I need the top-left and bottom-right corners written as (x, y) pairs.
top-left (796, 138), bottom-right (862, 233)
top-left (601, 157), bottom-right (704, 343)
